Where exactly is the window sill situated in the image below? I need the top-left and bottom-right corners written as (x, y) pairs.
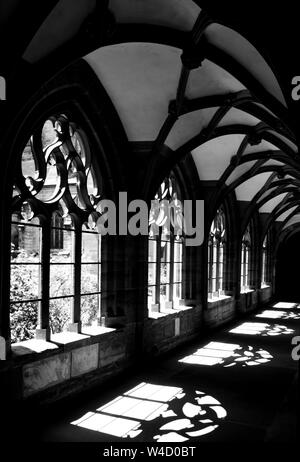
top-left (260, 284), bottom-right (270, 289)
top-left (240, 288), bottom-right (255, 294)
top-left (148, 305), bottom-right (193, 319)
top-left (81, 326), bottom-right (116, 336)
top-left (11, 327), bottom-right (117, 359)
top-left (11, 339), bottom-right (59, 356)
top-left (208, 294), bottom-right (232, 303)
top-left (51, 332), bottom-right (90, 345)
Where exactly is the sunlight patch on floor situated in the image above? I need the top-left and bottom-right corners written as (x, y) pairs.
top-left (71, 382), bottom-right (227, 441)
top-left (272, 302), bottom-right (299, 309)
top-left (229, 322), bottom-right (294, 336)
top-left (256, 310), bottom-right (300, 320)
top-left (179, 341), bottom-right (273, 367)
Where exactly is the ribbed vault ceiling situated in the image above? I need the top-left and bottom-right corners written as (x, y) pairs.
top-left (1, 0), bottom-right (299, 241)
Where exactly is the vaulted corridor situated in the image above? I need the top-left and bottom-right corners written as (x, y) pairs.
top-left (15, 301), bottom-right (297, 444)
top-left (1, 1), bottom-right (300, 449)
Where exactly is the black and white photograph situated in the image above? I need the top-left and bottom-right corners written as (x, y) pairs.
top-left (0, 0), bottom-right (299, 454)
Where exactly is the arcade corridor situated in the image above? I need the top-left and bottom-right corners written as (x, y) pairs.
top-left (1, 1), bottom-right (300, 448)
top-left (26, 301), bottom-right (298, 443)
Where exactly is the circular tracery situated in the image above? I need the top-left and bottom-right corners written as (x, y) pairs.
top-left (15, 114), bottom-right (101, 220)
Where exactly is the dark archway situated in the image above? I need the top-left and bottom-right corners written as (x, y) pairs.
top-left (275, 231), bottom-right (300, 302)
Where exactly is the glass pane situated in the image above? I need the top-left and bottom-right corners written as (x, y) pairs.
top-left (82, 232), bottom-right (100, 263)
top-left (173, 262), bottom-right (182, 283)
top-left (10, 264), bottom-right (41, 301)
top-left (160, 241), bottom-right (170, 263)
top-left (35, 164), bottom-right (59, 202)
top-left (207, 263), bottom-right (211, 283)
top-left (81, 264), bottom-right (100, 294)
top-left (22, 141), bottom-right (37, 179)
top-left (50, 264), bottom-right (74, 297)
top-left (219, 245), bottom-right (224, 264)
top-left (148, 285), bottom-right (156, 308)
top-left (87, 169), bottom-right (97, 197)
top-left (148, 238), bottom-right (157, 263)
top-left (212, 277), bottom-right (216, 294)
top-left (81, 294), bottom-right (100, 327)
top-left (161, 225), bottom-right (171, 241)
top-left (160, 262), bottom-right (170, 285)
top-left (11, 223), bottom-right (41, 262)
top-left (212, 262), bottom-right (217, 279)
top-left (148, 263), bottom-right (156, 286)
top-left (71, 131), bottom-right (85, 161)
top-left (213, 244), bottom-right (217, 264)
top-left (10, 301), bottom-right (39, 344)
top-left (173, 283), bottom-right (182, 301)
top-left (49, 298), bottom-right (72, 334)
top-left (160, 284), bottom-right (170, 305)
top-left (174, 241), bottom-right (182, 263)
top-left (219, 262), bottom-right (224, 289)
top-left (218, 277), bottom-right (223, 292)
top-left (50, 230), bottom-right (74, 262)
top-left (42, 119), bottom-right (58, 150)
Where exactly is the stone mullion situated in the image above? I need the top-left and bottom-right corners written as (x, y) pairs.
top-left (69, 225), bottom-right (82, 332)
top-left (155, 234), bottom-right (161, 307)
top-left (169, 237), bottom-right (174, 303)
top-left (0, 205), bottom-right (12, 357)
top-left (36, 219), bottom-right (51, 341)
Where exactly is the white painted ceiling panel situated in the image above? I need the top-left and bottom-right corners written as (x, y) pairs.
top-left (243, 139), bottom-right (279, 155)
top-left (23, 0), bottom-right (96, 63)
top-left (235, 172), bottom-right (273, 201)
top-left (263, 160), bottom-right (285, 167)
top-left (259, 186), bottom-right (280, 202)
top-left (186, 60), bottom-right (246, 99)
top-left (259, 193), bottom-right (288, 213)
top-left (205, 24), bottom-right (287, 106)
top-left (84, 43), bottom-right (182, 141)
top-left (218, 108), bottom-right (261, 127)
top-left (225, 160), bottom-right (257, 185)
top-left (109, 0), bottom-right (200, 31)
top-left (166, 107), bottom-right (218, 150)
top-left (283, 214), bottom-right (300, 230)
top-left (191, 134), bottom-right (245, 181)
top-left (276, 206), bottom-right (298, 222)
top-left (267, 131), bottom-right (298, 152)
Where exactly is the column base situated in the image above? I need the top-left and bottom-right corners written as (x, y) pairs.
top-left (35, 328), bottom-right (51, 341)
top-left (150, 304), bottom-right (159, 313)
top-left (68, 322), bottom-right (82, 333)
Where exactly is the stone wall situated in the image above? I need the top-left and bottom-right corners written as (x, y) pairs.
top-left (259, 285), bottom-right (273, 304)
top-left (239, 290), bottom-right (259, 314)
top-left (0, 327), bottom-right (134, 404)
top-left (144, 305), bottom-right (202, 355)
top-left (0, 288), bottom-right (274, 404)
top-left (204, 296), bottom-right (236, 328)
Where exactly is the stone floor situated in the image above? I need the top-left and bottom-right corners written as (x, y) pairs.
top-left (8, 301), bottom-right (300, 443)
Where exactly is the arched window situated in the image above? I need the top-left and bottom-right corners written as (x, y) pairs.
top-left (148, 173), bottom-right (184, 313)
top-left (10, 114), bottom-right (103, 343)
top-left (241, 225), bottom-right (252, 292)
top-left (261, 232), bottom-right (270, 287)
top-left (208, 208), bottom-right (226, 299)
